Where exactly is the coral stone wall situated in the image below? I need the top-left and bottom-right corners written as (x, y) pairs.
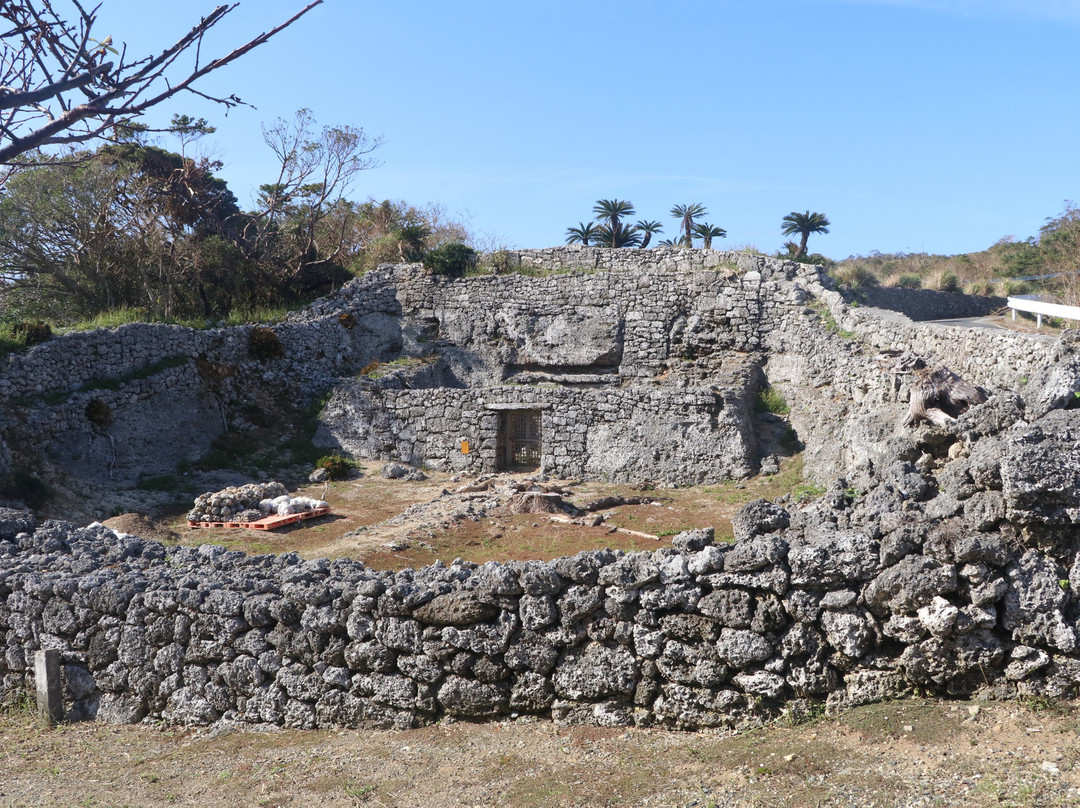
top-left (3, 463), bottom-right (1080, 732)
top-left (0, 247), bottom-right (1059, 493)
top-left (317, 378), bottom-right (757, 484)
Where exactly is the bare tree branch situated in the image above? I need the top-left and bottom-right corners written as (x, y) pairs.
top-left (0, 1), bottom-right (322, 172)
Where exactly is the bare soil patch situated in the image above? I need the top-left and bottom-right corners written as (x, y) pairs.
top-left (2, 698), bottom-right (1079, 807)
top-left (103, 512), bottom-right (181, 544)
top-left (161, 457), bottom-right (813, 570)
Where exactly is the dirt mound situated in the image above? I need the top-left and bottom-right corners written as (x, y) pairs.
top-left (103, 513), bottom-right (181, 544)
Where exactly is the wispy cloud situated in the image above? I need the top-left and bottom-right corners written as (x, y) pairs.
top-left (818, 0), bottom-right (1080, 22)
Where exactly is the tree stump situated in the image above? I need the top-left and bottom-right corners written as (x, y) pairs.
top-left (904, 367), bottom-right (987, 428)
top-left (509, 492), bottom-right (569, 515)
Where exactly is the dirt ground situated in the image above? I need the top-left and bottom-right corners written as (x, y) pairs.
top-left (2, 697), bottom-right (1079, 807)
top-left (138, 457), bottom-right (813, 571)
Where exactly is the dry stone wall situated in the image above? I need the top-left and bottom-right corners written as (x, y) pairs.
top-left (314, 253), bottom-right (828, 483)
top-left (1, 250), bottom-right (1079, 732)
top-left (317, 376), bottom-right (756, 485)
top-left (0, 246), bottom-right (1058, 497)
top-left (857, 287), bottom-right (1006, 322)
top-left (3, 416), bottom-right (1080, 733)
top-left (0, 273), bottom-right (406, 486)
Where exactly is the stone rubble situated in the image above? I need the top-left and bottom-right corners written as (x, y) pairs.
top-left (186, 482), bottom-right (287, 523)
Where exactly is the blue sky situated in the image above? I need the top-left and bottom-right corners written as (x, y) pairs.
top-left (94, 0), bottom-right (1080, 260)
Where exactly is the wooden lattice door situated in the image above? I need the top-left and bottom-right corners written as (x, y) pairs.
top-left (499, 409), bottom-right (542, 469)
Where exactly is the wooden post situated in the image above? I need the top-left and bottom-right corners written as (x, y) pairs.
top-left (34, 649), bottom-right (63, 724)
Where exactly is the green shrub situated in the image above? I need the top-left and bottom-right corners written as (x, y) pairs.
top-left (937, 271), bottom-right (962, 293)
top-left (316, 453), bottom-right (357, 480)
top-left (754, 387), bottom-right (790, 415)
top-left (12, 321), bottom-right (52, 345)
top-left (248, 327), bottom-right (284, 361)
top-left (489, 250), bottom-right (516, 275)
top-left (84, 398), bottom-right (112, 426)
top-left (423, 243), bottom-right (477, 278)
top-left (832, 264), bottom-right (879, 289)
top-left (0, 471), bottom-right (49, 509)
top-left (1002, 280), bottom-right (1032, 296)
top-left (896, 274), bottom-right (922, 289)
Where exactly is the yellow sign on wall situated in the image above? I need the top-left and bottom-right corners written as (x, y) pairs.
top-left (460, 440), bottom-right (470, 454)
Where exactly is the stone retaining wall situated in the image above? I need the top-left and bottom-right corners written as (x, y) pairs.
top-left (317, 377), bottom-right (757, 484)
top-left (0, 249), bottom-right (1060, 492)
top-left (857, 287), bottom-right (1007, 322)
top-left (0, 482), bottom-right (1076, 731)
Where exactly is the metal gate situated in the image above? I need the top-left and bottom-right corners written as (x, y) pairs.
top-left (498, 409), bottom-right (542, 469)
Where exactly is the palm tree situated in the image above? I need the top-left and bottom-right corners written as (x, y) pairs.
top-left (671, 203), bottom-right (707, 247)
top-left (593, 199), bottom-right (635, 247)
top-left (396, 222), bottom-right (431, 261)
top-left (781, 211), bottom-right (830, 258)
top-left (595, 223), bottom-right (642, 248)
top-left (634, 220), bottom-right (663, 248)
top-left (565, 221), bottom-right (598, 246)
top-left (692, 222), bottom-right (727, 250)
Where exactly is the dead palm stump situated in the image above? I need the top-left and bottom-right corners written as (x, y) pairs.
top-left (904, 367), bottom-right (987, 428)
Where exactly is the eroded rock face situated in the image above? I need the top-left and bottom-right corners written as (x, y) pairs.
top-left (0, 508), bottom-right (37, 540)
top-left (1001, 410), bottom-right (1080, 527)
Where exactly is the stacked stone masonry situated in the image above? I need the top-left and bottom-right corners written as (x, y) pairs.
top-left (0, 247), bottom-right (1079, 731)
top-left (0, 248), bottom-right (1056, 488)
top-left (2, 469), bottom-right (1079, 731)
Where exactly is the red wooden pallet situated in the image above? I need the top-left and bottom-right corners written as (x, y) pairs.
top-left (187, 506), bottom-right (330, 531)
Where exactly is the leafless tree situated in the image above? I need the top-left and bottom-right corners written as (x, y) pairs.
top-left (0, 1), bottom-right (321, 173)
top-left (247, 108), bottom-right (382, 277)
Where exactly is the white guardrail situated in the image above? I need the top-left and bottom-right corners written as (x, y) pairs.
top-left (1007, 294), bottom-right (1080, 328)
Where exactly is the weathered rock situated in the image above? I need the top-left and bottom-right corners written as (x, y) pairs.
top-left (1004, 645), bottom-right (1051, 682)
top-left (652, 684), bottom-right (745, 729)
top-left (1001, 411), bottom-right (1080, 526)
top-left (716, 628), bottom-right (772, 669)
top-left (697, 589), bottom-right (754, 628)
top-left (723, 534), bottom-right (788, 573)
top-left (864, 555), bottom-right (957, 615)
top-left (916, 596), bottom-right (961, 638)
top-left (837, 670), bottom-right (911, 708)
top-left (1004, 551), bottom-right (1077, 653)
top-left (788, 529), bottom-right (880, 589)
top-left (964, 491), bottom-right (1007, 532)
top-left (0, 508), bottom-right (38, 540)
top-left (437, 676), bottom-right (509, 717)
top-left (731, 499), bottom-right (790, 543)
top-left (670, 527), bottom-right (714, 553)
top-left (820, 610), bottom-right (875, 658)
top-left (413, 591), bottom-right (499, 626)
top-left (900, 631), bottom-right (1007, 694)
top-left (552, 643), bottom-right (637, 700)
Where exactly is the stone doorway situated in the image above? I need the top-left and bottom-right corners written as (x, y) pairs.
top-left (497, 409), bottom-right (542, 470)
